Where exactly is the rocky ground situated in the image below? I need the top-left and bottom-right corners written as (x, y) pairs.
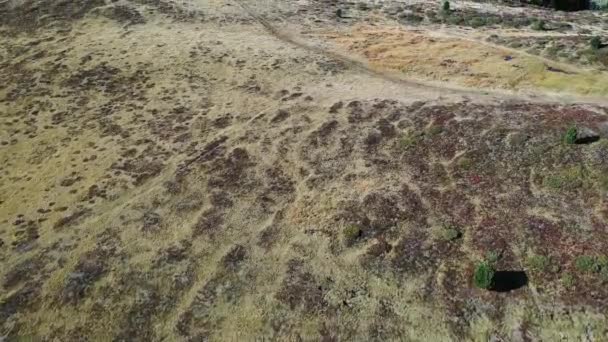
top-left (1, 0), bottom-right (608, 340)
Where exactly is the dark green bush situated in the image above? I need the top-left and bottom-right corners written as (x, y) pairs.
top-left (474, 262), bottom-right (495, 289)
top-left (564, 126), bottom-right (577, 144)
top-left (591, 36), bottom-right (602, 50)
top-left (447, 15), bottom-right (464, 25)
top-left (469, 17), bottom-right (486, 28)
top-left (575, 255), bottom-right (599, 273)
top-left (443, 1), bottom-right (450, 12)
top-left (531, 20), bottom-right (546, 31)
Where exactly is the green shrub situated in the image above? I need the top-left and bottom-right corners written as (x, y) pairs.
top-left (457, 157), bottom-right (473, 170)
top-left (474, 262), bottom-right (495, 289)
top-left (485, 16), bottom-right (502, 26)
top-left (527, 254), bottom-right (551, 272)
top-left (512, 17), bottom-right (532, 28)
top-left (436, 225), bottom-right (461, 241)
top-left (543, 166), bottom-right (585, 191)
top-left (400, 130), bottom-right (424, 149)
top-left (343, 225), bottom-right (362, 246)
top-left (427, 124), bottom-right (443, 136)
top-left (561, 273), bottom-right (575, 288)
top-left (591, 36), bottom-right (602, 50)
top-left (469, 17), bottom-right (486, 28)
top-left (531, 20), bottom-right (546, 31)
top-left (485, 250), bottom-right (501, 265)
top-left (447, 15), bottom-right (464, 25)
top-left (400, 13), bottom-right (424, 23)
top-left (575, 255), bottom-right (599, 273)
top-left (442, 1), bottom-right (450, 12)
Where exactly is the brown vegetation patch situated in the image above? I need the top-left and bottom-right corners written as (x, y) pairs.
top-left (192, 208), bottom-right (224, 238)
top-left (207, 147), bottom-right (256, 191)
top-left (60, 230), bottom-right (122, 305)
top-left (276, 259), bottom-right (328, 313)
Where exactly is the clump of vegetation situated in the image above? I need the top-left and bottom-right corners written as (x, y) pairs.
top-left (447, 15), bottom-right (464, 25)
top-left (473, 251), bottom-right (501, 289)
top-left (343, 225), bottom-right (362, 246)
top-left (531, 19), bottom-right (546, 31)
top-left (474, 262), bottom-right (495, 289)
top-left (399, 129), bottom-right (424, 149)
top-left (457, 156), bottom-right (473, 171)
top-left (590, 36), bottom-right (602, 51)
top-left (435, 224), bottom-right (461, 242)
top-left (527, 254), bottom-right (552, 272)
top-left (485, 250), bottom-right (501, 265)
top-left (564, 126), bottom-right (577, 144)
top-left (442, 1), bottom-right (450, 13)
top-left (543, 166), bottom-right (585, 191)
top-left (573, 255), bottom-right (608, 280)
top-left (400, 13), bottom-right (424, 23)
top-left (469, 17), bottom-right (486, 28)
top-left (426, 124), bottom-right (443, 136)
top-left (575, 255), bottom-right (608, 275)
top-left (561, 272), bottom-right (575, 288)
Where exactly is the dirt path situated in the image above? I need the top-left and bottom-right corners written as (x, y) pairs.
top-left (232, 0), bottom-right (608, 106)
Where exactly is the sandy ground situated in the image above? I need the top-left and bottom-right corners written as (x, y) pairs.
top-left (1, 0), bottom-right (608, 340)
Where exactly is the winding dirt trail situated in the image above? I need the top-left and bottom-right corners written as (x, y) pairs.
top-left (229, 0), bottom-right (608, 107)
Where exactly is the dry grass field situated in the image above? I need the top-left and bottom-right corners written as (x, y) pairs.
top-left (2, 0), bottom-right (608, 340)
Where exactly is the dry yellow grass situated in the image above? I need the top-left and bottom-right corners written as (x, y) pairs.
top-left (322, 25), bottom-right (608, 97)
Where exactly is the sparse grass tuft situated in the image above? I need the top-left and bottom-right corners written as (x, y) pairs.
top-left (434, 224), bottom-right (461, 242)
top-left (343, 225), bottom-right (362, 246)
top-left (399, 130), bottom-right (424, 149)
top-left (543, 166), bottom-right (585, 191)
top-left (469, 17), bottom-right (486, 28)
top-left (447, 15), bottom-right (464, 25)
top-left (485, 250), bottom-right (501, 265)
top-left (561, 272), bottom-right (575, 288)
top-left (474, 262), bottom-right (495, 289)
top-left (527, 254), bottom-right (551, 272)
top-left (426, 124), bottom-right (443, 136)
top-left (457, 156), bottom-right (473, 171)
